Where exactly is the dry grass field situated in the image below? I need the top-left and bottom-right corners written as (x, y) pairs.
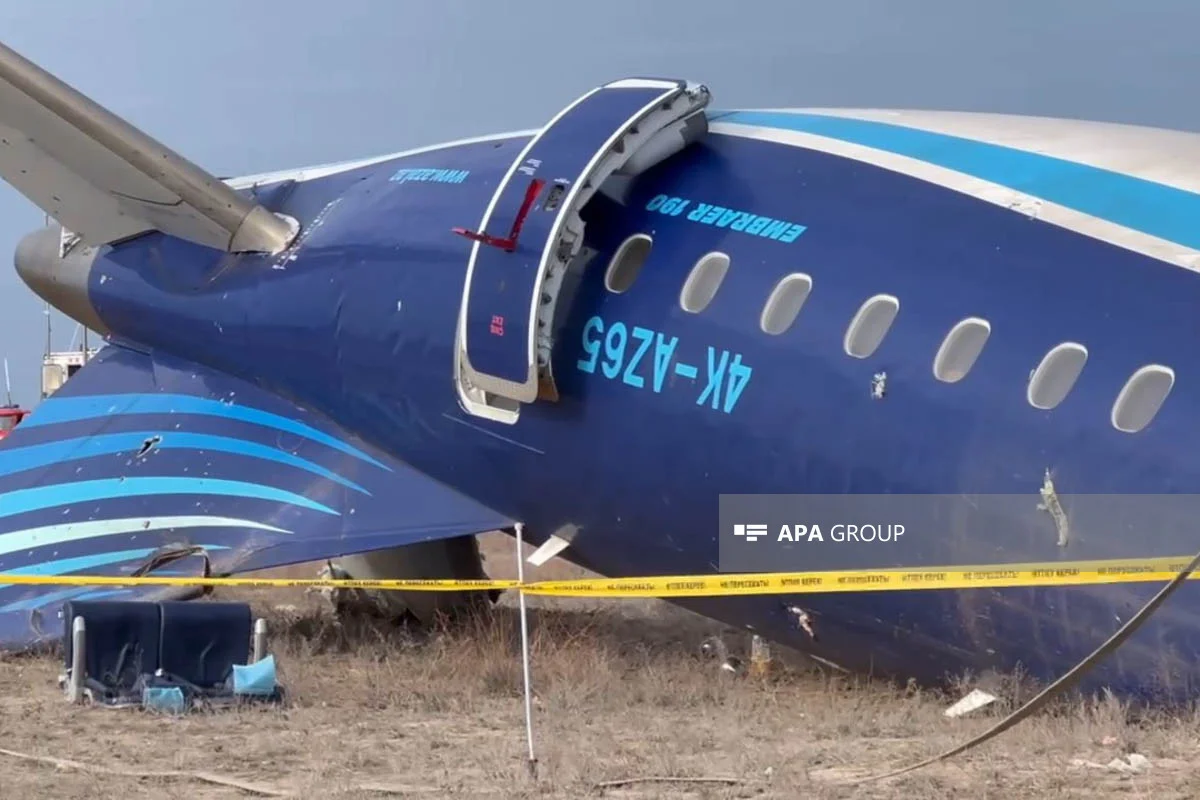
top-left (0, 531), bottom-right (1198, 798)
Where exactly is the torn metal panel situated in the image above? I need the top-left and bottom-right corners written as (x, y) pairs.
top-left (1038, 469), bottom-right (1070, 547)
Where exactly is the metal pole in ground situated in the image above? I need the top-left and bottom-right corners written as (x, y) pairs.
top-left (514, 523), bottom-right (537, 777)
top-left (67, 615), bottom-right (86, 703)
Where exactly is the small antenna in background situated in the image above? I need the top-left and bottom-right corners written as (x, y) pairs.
top-left (3, 357), bottom-right (12, 407)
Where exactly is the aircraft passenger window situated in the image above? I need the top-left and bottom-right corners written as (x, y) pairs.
top-left (760, 273), bottom-right (814, 335)
top-left (1027, 342), bottom-right (1088, 410)
top-left (605, 234), bottom-right (652, 294)
top-left (933, 317), bottom-right (991, 383)
top-left (1111, 364), bottom-right (1175, 433)
top-left (680, 252), bottom-right (731, 313)
top-left (843, 294), bottom-right (900, 358)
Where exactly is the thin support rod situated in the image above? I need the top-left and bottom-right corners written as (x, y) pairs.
top-left (514, 523), bottom-right (537, 775)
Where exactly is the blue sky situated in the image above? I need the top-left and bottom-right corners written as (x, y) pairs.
top-left (1, 0), bottom-right (1197, 406)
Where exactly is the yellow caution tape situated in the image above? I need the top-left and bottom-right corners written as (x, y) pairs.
top-left (0, 575), bottom-right (519, 591)
top-left (0, 555), bottom-right (1195, 597)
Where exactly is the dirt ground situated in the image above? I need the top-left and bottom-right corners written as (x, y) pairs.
top-left (0, 533), bottom-right (1197, 799)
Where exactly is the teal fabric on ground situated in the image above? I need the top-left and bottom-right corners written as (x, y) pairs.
top-left (232, 654), bottom-right (277, 695)
top-left (142, 685), bottom-right (185, 713)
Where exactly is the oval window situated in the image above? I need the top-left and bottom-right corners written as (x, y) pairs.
top-left (844, 294), bottom-right (900, 358)
top-left (1111, 364), bottom-right (1174, 433)
top-left (680, 252), bottom-right (731, 314)
top-left (1027, 342), bottom-right (1088, 410)
top-left (605, 234), bottom-right (652, 294)
top-left (760, 273), bottom-right (814, 335)
top-left (933, 317), bottom-right (991, 383)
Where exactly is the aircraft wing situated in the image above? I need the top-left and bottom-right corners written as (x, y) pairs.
top-left (0, 41), bottom-right (295, 254)
top-left (0, 344), bottom-right (513, 650)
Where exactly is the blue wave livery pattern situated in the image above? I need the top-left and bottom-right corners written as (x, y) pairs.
top-left (12, 54), bottom-right (1200, 702)
top-left (0, 345), bottom-right (511, 647)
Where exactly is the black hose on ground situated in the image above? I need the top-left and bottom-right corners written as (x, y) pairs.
top-left (852, 548), bottom-right (1200, 784)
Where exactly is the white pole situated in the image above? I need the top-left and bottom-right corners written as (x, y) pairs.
top-left (515, 523), bottom-right (537, 775)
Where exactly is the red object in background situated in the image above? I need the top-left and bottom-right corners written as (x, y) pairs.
top-left (0, 406), bottom-right (29, 441)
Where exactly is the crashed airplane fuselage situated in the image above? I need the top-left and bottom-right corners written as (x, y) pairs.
top-left (1, 41), bottom-right (1200, 698)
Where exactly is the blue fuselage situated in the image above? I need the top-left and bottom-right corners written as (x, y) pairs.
top-left (82, 120), bottom-right (1200, 697)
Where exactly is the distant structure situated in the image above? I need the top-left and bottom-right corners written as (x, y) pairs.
top-left (41, 301), bottom-right (100, 400)
top-left (0, 305), bottom-right (98, 439)
top-left (42, 348), bottom-right (98, 399)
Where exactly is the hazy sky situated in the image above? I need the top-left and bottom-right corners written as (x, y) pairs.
top-left (1, 1), bottom-right (1197, 406)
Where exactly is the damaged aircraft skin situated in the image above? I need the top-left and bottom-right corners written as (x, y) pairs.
top-left (2, 39), bottom-right (1200, 698)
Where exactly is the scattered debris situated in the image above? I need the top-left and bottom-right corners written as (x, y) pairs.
top-left (807, 653), bottom-right (849, 672)
top-left (0, 748), bottom-right (288, 797)
top-left (871, 372), bottom-right (887, 399)
top-left (0, 747), bottom-right (425, 797)
top-left (527, 525), bottom-right (577, 566)
top-left (1070, 753), bottom-right (1150, 774)
top-left (944, 688), bottom-right (997, 718)
top-left (594, 775), bottom-right (762, 790)
top-left (699, 636), bottom-right (745, 677)
top-left (784, 605), bottom-right (818, 640)
top-left (749, 634), bottom-right (772, 678)
top-left (314, 560), bottom-right (380, 618)
top-left (1037, 469), bottom-right (1070, 547)
top-left (1120, 754), bottom-right (1151, 772)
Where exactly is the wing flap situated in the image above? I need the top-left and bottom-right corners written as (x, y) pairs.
top-left (0, 41), bottom-right (296, 253)
top-left (0, 345), bottom-right (514, 649)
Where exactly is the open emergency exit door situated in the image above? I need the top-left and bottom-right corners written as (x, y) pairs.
top-left (453, 77), bottom-right (711, 424)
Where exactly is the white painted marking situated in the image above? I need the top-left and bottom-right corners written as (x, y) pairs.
top-left (748, 107), bottom-right (1200, 196)
top-left (605, 78), bottom-right (680, 90)
top-left (0, 516), bottom-right (291, 560)
top-left (710, 120), bottom-right (1200, 271)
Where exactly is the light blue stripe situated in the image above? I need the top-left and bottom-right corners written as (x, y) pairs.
top-left (71, 589), bottom-right (131, 602)
top-left (22, 393), bottom-right (389, 471)
top-left (0, 588), bottom-right (131, 613)
top-left (0, 477), bottom-right (339, 520)
top-left (722, 111), bottom-right (1200, 252)
top-left (0, 547), bottom-right (157, 602)
top-left (0, 431), bottom-right (369, 494)
top-left (0, 545), bottom-right (230, 610)
top-left (0, 516), bottom-right (290, 560)
top-left (1, 547), bottom-right (158, 578)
